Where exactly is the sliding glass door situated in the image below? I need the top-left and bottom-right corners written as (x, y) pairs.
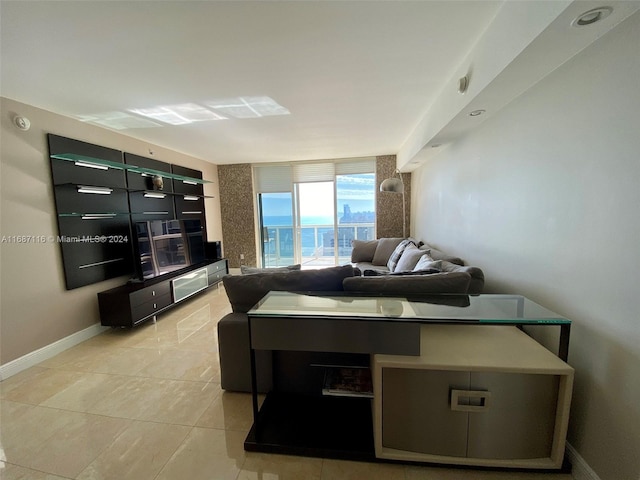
top-left (255, 160), bottom-right (376, 269)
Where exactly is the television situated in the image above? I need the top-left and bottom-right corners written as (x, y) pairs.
top-left (133, 219), bottom-right (206, 281)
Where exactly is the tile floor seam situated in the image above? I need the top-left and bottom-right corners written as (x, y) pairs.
top-left (0, 461), bottom-right (76, 479)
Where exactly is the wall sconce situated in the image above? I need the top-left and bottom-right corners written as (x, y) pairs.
top-left (380, 169), bottom-right (407, 238)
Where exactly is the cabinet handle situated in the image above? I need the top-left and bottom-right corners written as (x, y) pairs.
top-left (450, 389), bottom-right (492, 412)
top-left (153, 303), bottom-right (157, 309)
top-left (152, 291), bottom-right (156, 296)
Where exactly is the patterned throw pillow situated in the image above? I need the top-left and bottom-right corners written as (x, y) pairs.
top-left (386, 239), bottom-right (415, 272)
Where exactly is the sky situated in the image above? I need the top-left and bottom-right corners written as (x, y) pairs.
top-left (261, 174), bottom-right (375, 220)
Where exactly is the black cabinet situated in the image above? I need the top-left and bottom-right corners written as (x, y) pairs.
top-left (98, 259), bottom-right (228, 328)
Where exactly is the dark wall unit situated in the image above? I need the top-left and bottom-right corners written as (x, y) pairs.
top-left (172, 164), bottom-right (206, 229)
top-left (124, 152), bottom-right (176, 223)
top-left (48, 134), bottom-right (133, 289)
top-left (48, 134), bottom-right (215, 291)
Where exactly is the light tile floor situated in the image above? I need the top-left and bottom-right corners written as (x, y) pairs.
top-left (0, 285), bottom-right (574, 480)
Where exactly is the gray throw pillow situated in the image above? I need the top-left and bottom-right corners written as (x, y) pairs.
top-left (413, 254), bottom-right (442, 272)
top-left (394, 244), bottom-right (425, 272)
top-left (350, 240), bottom-right (379, 263)
top-left (240, 264), bottom-right (301, 275)
top-left (371, 238), bottom-right (404, 266)
top-left (223, 265), bottom-right (355, 313)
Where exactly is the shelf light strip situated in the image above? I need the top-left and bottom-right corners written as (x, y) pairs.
top-left (81, 213), bottom-right (117, 220)
top-left (78, 258), bottom-right (124, 269)
top-left (144, 192), bottom-right (167, 199)
top-left (77, 186), bottom-right (113, 195)
top-left (74, 161), bottom-right (109, 171)
top-left (183, 195), bottom-right (199, 201)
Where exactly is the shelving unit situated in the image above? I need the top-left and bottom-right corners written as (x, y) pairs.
top-left (48, 134), bottom-right (215, 290)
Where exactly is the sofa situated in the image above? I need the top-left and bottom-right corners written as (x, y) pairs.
top-left (218, 241), bottom-right (484, 392)
top-left (350, 237), bottom-right (484, 295)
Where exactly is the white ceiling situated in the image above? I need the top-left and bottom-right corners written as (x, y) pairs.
top-left (2, 1), bottom-right (638, 167)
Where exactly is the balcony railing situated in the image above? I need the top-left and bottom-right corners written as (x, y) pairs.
top-left (262, 223), bottom-right (375, 268)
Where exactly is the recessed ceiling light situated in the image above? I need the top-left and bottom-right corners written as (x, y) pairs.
top-left (129, 103), bottom-right (227, 125)
top-left (205, 96), bottom-right (290, 119)
top-left (469, 110), bottom-right (485, 117)
top-left (571, 7), bottom-right (612, 27)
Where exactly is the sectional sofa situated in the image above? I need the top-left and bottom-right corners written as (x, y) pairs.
top-left (217, 239), bottom-right (485, 392)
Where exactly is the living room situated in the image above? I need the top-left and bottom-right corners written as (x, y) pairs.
top-left (1, 2), bottom-right (639, 480)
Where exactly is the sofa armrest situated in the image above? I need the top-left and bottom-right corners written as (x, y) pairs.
top-left (438, 262), bottom-right (485, 294)
top-left (217, 312), bottom-right (273, 393)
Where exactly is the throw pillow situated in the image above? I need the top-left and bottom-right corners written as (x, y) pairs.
top-left (371, 238), bottom-right (404, 266)
top-left (240, 264), bottom-right (301, 275)
top-left (350, 240), bottom-right (379, 263)
top-left (394, 244), bottom-right (426, 272)
top-left (413, 254), bottom-right (442, 272)
top-left (387, 239), bottom-right (415, 272)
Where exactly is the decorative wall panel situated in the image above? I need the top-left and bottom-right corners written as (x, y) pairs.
top-left (218, 164), bottom-right (256, 268)
top-left (376, 155), bottom-right (411, 239)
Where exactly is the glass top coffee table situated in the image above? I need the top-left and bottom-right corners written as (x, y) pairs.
top-left (245, 292), bottom-right (571, 464)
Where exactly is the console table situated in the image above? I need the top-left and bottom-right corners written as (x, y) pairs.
top-left (245, 292), bottom-right (573, 470)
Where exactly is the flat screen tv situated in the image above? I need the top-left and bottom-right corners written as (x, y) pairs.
top-left (133, 219), bottom-right (206, 280)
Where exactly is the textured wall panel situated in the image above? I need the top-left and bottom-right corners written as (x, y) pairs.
top-left (218, 164), bottom-right (257, 268)
top-left (376, 155), bottom-right (410, 239)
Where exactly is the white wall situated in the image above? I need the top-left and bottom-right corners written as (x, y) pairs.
top-left (0, 97), bottom-right (222, 365)
top-left (412, 12), bottom-right (640, 480)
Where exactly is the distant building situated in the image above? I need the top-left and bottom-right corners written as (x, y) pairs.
top-left (339, 204), bottom-right (374, 224)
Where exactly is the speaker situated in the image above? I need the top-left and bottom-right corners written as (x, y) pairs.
top-left (205, 241), bottom-right (222, 260)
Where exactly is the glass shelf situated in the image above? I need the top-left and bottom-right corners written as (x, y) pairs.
top-left (51, 153), bottom-right (212, 184)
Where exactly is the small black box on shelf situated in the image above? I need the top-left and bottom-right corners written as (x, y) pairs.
top-left (205, 241), bottom-right (222, 260)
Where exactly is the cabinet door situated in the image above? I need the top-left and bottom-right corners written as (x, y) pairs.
top-left (467, 372), bottom-right (559, 460)
top-left (382, 368), bottom-right (469, 456)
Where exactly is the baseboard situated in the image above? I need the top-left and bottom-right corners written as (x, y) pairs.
top-left (566, 442), bottom-right (602, 480)
top-left (0, 323), bottom-right (108, 381)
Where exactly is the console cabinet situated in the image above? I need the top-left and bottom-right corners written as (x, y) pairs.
top-left (98, 259), bottom-right (228, 328)
top-left (373, 325), bottom-right (573, 469)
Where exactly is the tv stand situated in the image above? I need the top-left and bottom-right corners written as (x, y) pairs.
top-left (97, 258), bottom-right (228, 328)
